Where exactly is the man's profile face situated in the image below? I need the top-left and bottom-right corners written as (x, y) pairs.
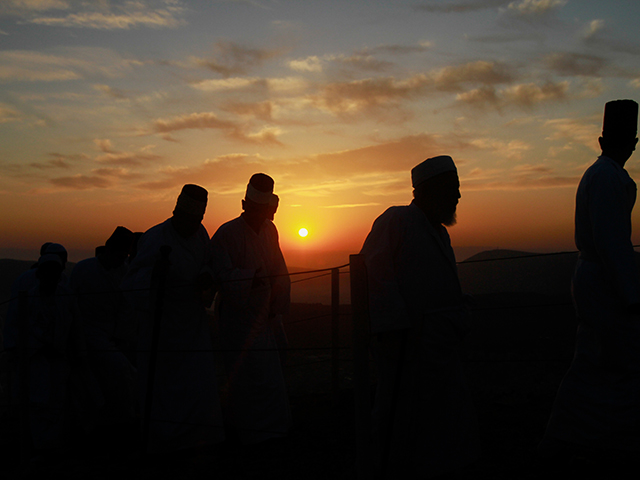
top-left (172, 209), bottom-right (203, 238)
top-left (242, 198), bottom-right (271, 223)
top-left (414, 171), bottom-right (461, 226)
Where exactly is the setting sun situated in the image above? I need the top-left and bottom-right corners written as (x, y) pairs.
top-left (298, 228), bottom-right (308, 238)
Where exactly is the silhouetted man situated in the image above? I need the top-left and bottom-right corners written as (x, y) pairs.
top-left (4, 253), bottom-right (85, 456)
top-left (360, 156), bottom-right (479, 479)
top-left (122, 184), bottom-right (224, 452)
top-left (541, 100), bottom-right (640, 457)
top-left (211, 173), bottom-right (291, 445)
top-left (4, 243), bottom-right (68, 352)
top-left (69, 226), bottom-right (136, 424)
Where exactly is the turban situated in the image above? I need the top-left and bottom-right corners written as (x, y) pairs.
top-left (175, 184), bottom-right (208, 217)
top-left (245, 173), bottom-right (277, 206)
top-left (411, 155), bottom-right (457, 188)
top-left (602, 99), bottom-right (638, 140)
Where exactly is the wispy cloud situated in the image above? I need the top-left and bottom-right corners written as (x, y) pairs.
top-left (91, 167), bottom-right (143, 180)
top-left (434, 61), bottom-right (516, 91)
top-left (191, 76), bottom-right (307, 93)
top-left (93, 140), bottom-right (162, 166)
top-left (544, 117), bottom-right (600, 152)
top-left (583, 19), bottom-right (605, 40)
top-left (357, 42), bottom-right (433, 56)
top-left (16, 1), bottom-right (186, 30)
top-left (153, 112), bottom-right (237, 134)
top-left (193, 40), bottom-right (285, 77)
top-left (93, 84), bottom-right (129, 99)
top-left (0, 103), bottom-right (21, 123)
top-left (0, 48), bottom-right (141, 83)
top-left (151, 112), bottom-right (284, 146)
top-left (28, 158), bottom-right (72, 170)
top-left (469, 138), bottom-right (532, 160)
top-left (462, 163), bottom-right (579, 191)
top-left (504, 0), bottom-right (567, 19)
top-left (414, 0), bottom-right (511, 14)
top-left (289, 56), bottom-right (323, 72)
top-left (307, 60), bottom-right (518, 117)
top-left (543, 52), bottom-right (607, 77)
top-left (288, 53), bottom-right (393, 73)
top-left (50, 174), bottom-right (113, 189)
top-left (457, 80), bottom-right (569, 110)
top-left (221, 101), bottom-right (274, 121)
top-left (0, 0), bottom-right (70, 15)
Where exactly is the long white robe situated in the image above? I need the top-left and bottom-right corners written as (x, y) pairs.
top-left (69, 257), bottom-right (136, 420)
top-left (211, 215), bottom-right (291, 445)
top-left (360, 201), bottom-right (479, 478)
top-left (544, 156), bottom-right (640, 450)
top-left (122, 218), bottom-right (224, 452)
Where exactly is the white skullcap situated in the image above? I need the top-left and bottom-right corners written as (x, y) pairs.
top-left (246, 183), bottom-right (273, 205)
top-left (245, 173), bottom-right (276, 206)
top-left (411, 155), bottom-right (457, 188)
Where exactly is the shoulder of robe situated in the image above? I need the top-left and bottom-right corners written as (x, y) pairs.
top-left (212, 216), bottom-right (243, 240)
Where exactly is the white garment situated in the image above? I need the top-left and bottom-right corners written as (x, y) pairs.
top-left (122, 218), bottom-right (224, 452)
top-left (69, 257), bottom-right (136, 421)
top-left (544, 156), bottom-right (640, 450)
top-left (211, 215), bottom-right (291, 444)
top-left (360, 201), bottom-right (479, 478)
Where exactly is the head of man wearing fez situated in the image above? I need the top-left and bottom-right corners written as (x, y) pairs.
top-left (242, 173), bottom-right (277, 233)
top-left (99, 226), bottom-right (134, 270)
top-left (172, 184), bottom-right (208, 238)
top-left (411, 155), bottom-right (461, 228)
top-left (599, 99), bottom-right (639, 167)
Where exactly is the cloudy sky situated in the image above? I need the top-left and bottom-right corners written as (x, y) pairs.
top-left (1, 0), bottom-right (639, 263)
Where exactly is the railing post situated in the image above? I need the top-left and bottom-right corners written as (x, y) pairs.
top-left (331, 267), bottom-right (340, 405)
top-left (350, 254), bottom-right (372, 479)
top-left (142, 245), bottom-right (171, 455)
top-left (18, 290), bottom-right (31, 465)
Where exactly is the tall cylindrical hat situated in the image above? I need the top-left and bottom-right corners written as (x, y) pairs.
top-left (602, 99), bottom-right (638, 140)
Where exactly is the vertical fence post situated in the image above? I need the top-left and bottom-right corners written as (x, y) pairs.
top-left (141, 245), bottom-right (171, 455)
top-left (331, 267), bottom-right (340, 405)
top-left (350, 254), bottom-right (371, 479)
top-left (18, 290), bottom-right (31, 465)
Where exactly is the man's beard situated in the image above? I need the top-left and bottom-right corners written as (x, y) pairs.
top-left (442, 210), bottom-right (457, 227)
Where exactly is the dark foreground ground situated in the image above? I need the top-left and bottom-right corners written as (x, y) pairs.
top-left (2, 296), bottom-right (639, 479)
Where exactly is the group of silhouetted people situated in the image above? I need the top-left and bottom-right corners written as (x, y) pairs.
top-left (2, 99), bottom-right (640, 478)
top-left (3, 174), bottom-right (291, 464)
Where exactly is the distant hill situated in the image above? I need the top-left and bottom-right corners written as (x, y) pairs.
top-left (458, 248), bottom-right (640, 297)
top-left (457, 249), bottom-right (578, 297)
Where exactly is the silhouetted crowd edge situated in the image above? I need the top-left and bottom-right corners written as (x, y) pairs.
top-left (2, 99), bottom-right (640, 479)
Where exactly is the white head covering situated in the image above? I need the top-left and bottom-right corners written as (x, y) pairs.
top-left (245, 173), bottom-right (277, 205)
top-left (411, 155), bottom-right (457, 188)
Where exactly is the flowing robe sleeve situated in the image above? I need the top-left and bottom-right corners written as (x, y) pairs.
top-left (360, 207), bottom-right (410, 334)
